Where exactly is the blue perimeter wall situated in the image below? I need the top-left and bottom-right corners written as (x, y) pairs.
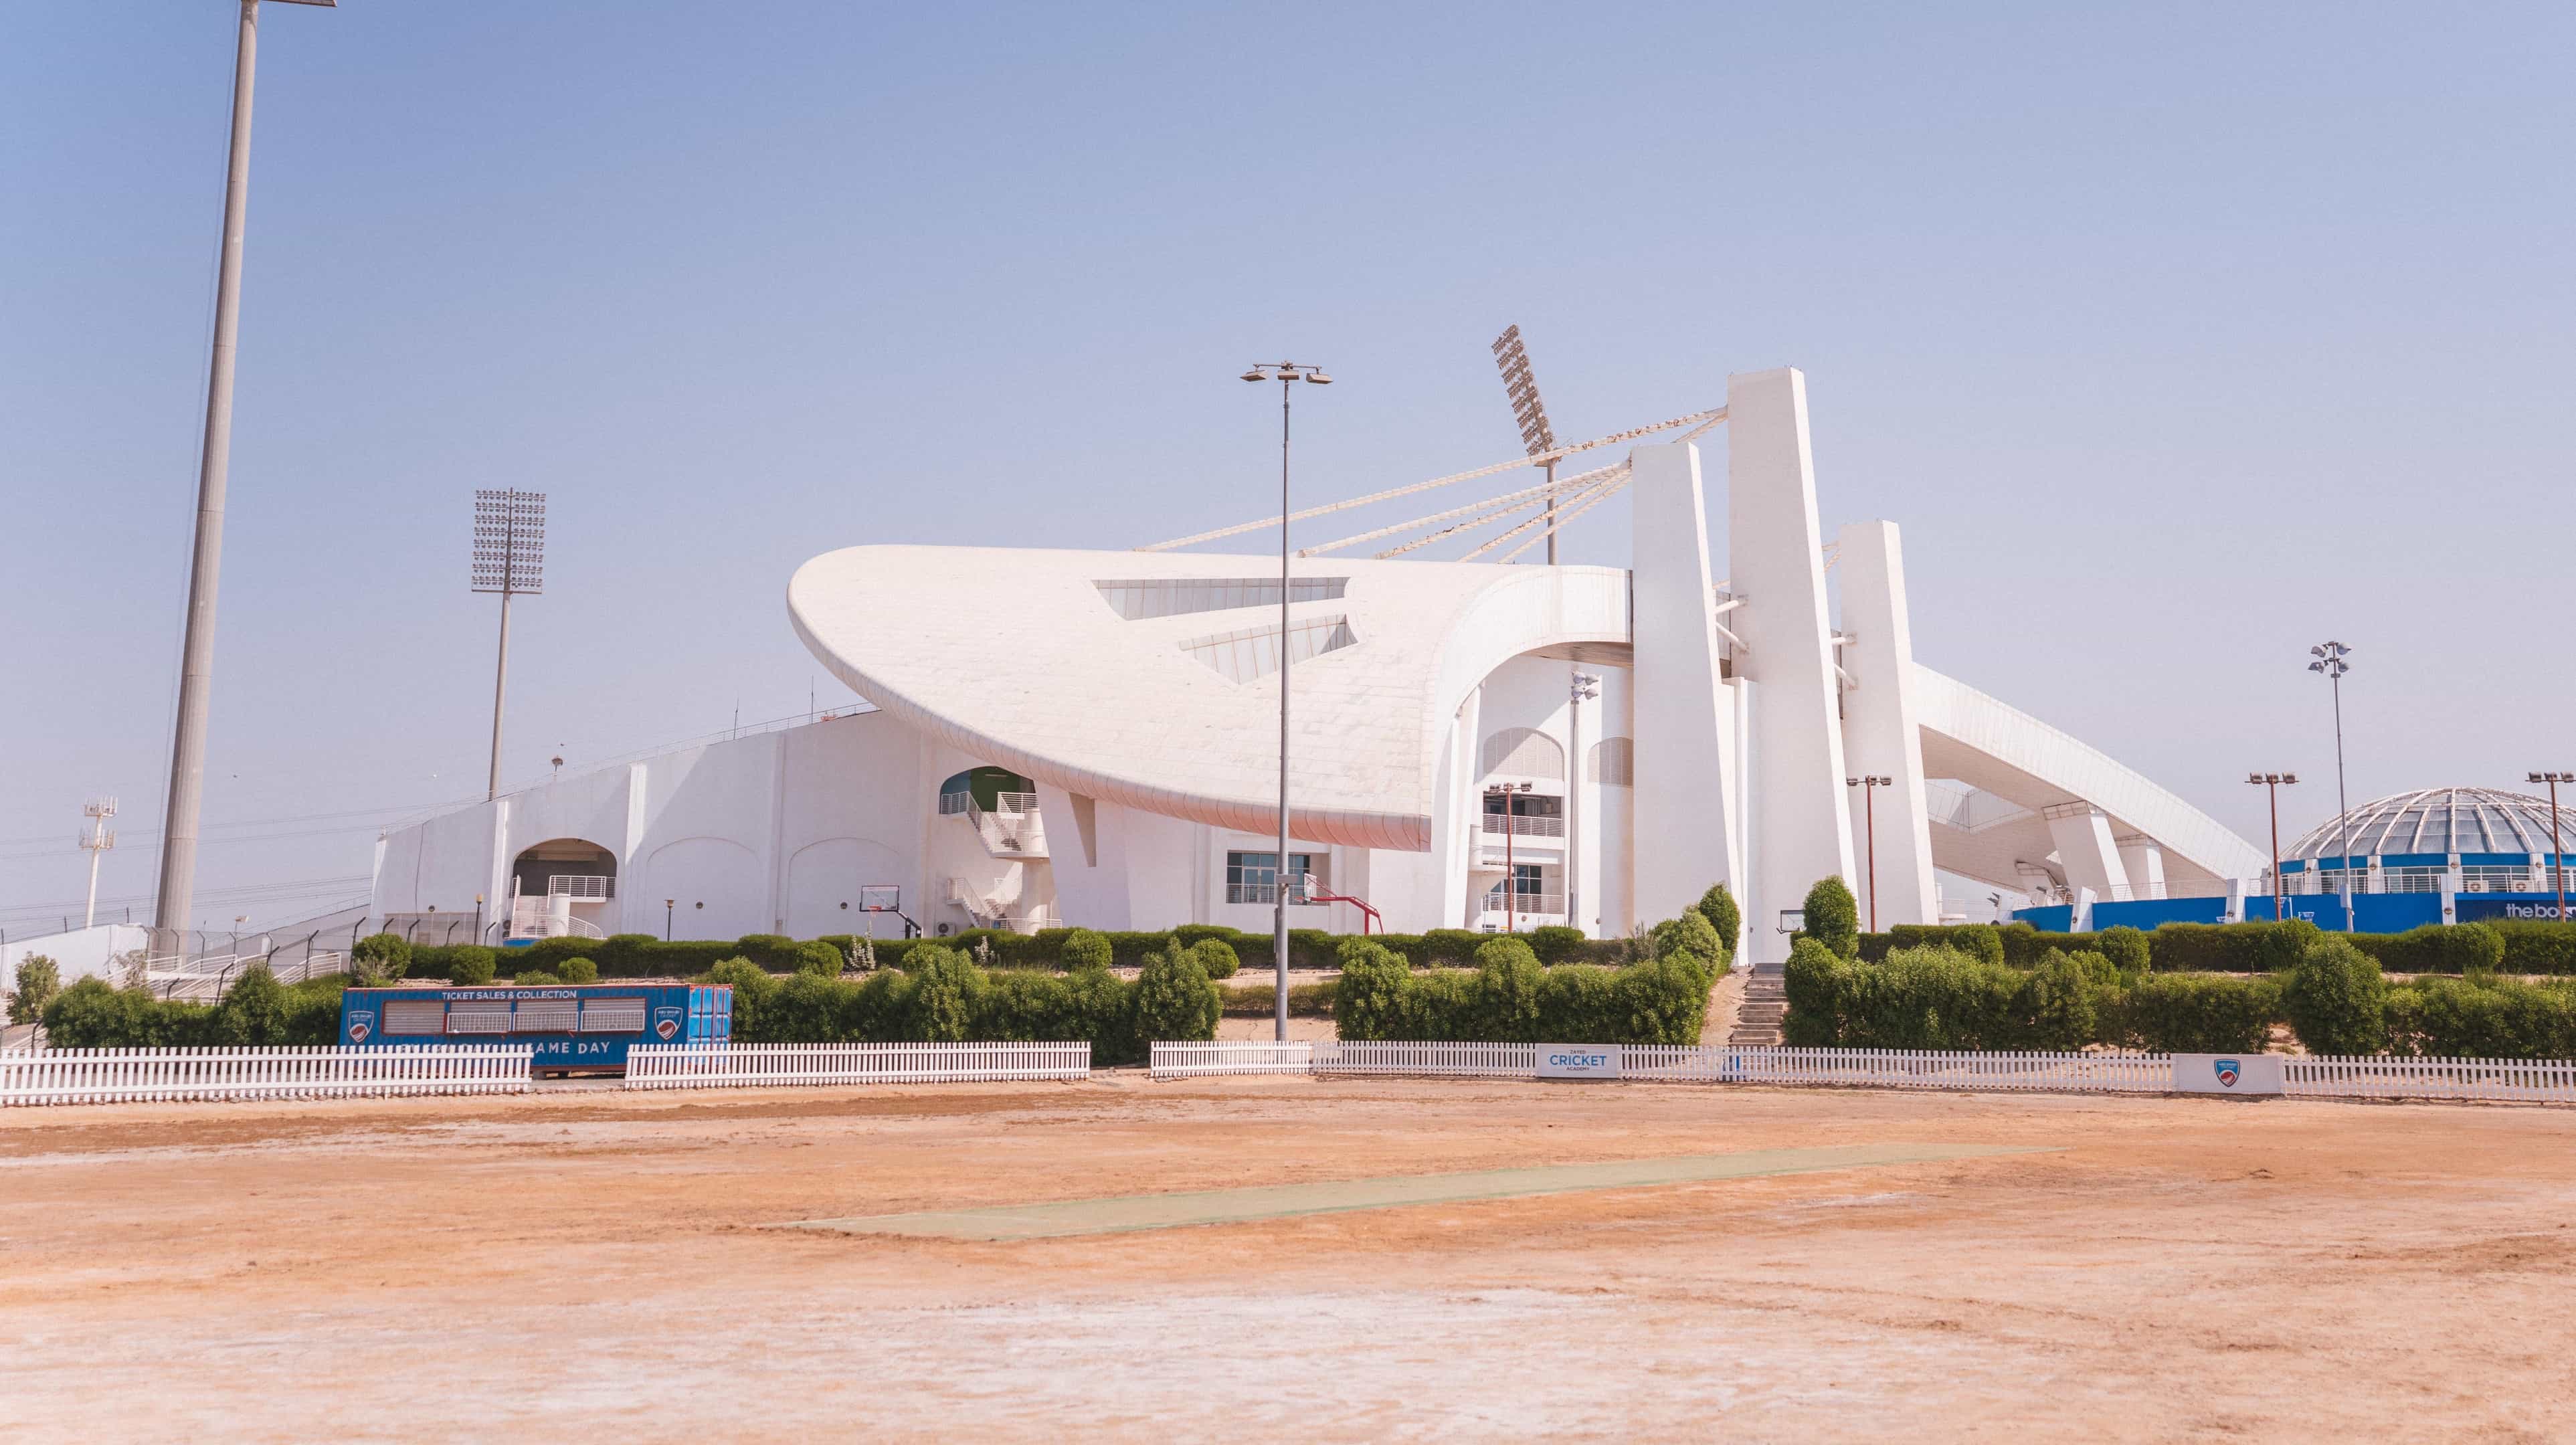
top-left (2014, 894), bottom-right (2569, 933)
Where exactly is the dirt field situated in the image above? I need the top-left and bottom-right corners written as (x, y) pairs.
top-left (6, 1078), bottom-right (2575, 1442)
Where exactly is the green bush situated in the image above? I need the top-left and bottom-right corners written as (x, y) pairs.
top-left (2489, 921), bottom-right (2576, 975)
top-left (2351, 924), bottom-right (2505, 975)
top-left (449, 947), bottom-right (497, 986)
top-left (1800, 876), bottom-right (1861, 961)
top-left (792, 940), bottom-right (844, 978)
top-left (905, 945), bottom-right (984, 1042)
top-left (1526, 925), bottom-right (1589, 963)
top-left (9, 954), bottom-right (61, 1025)
top-left (515, 971), bottom-right (561, 987)
top-left (1650, 910), bottom-right (1727, 971)
top-left (1695, 883), bottom-right (1742, 955)
top-left (2282, 935), bottom-right (2389, 1056)
top-left (2148, 919), bottom-right (2320, 974)
top-left (1333, 939), bottom-right (1414, 1040)
top-left (1952, 923), bottom-right (2006, 967)
top-left (1469, 938), bottom-right (1546, 1042)
top-left (1780, 938), bottom-right (1847, 1046)
top-left (2386, 975), bottom-right (2576, 1058)
top-left (2115, 973), bottom-right (2280, 1053)
top-left (557, 957), bottom-right (599, 984)
top-left (351, 932), bottom-right (411, 986)
top-left (1060, 928), bottom-right (1113, 973)
top-left (1133, 943), bottom-right (1222, 1044)
top-left (1188, 937), bottom-right (1241, 981)
top-left (2096, 927), bottom-right (2150, 977)
top-left (208, 964), bottom-right (292, 1045)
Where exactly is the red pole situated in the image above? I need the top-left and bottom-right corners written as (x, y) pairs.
top-left (2552, 777), bottom-right (2565, 925)
top-left (1505, 807), bottom-right (1516, 934)
top-left (1865, 781), bottom-right (1879, 933)
top-left (2268, 779), bottom-right (2282, 923)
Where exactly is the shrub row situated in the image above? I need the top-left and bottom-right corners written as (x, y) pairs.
top-left (1333, 934), bottom-right (1720, 1046)
top-left (1857, 919), bottom-right (2576, 977)
top-left (41, 969), bottom-right (347, 1049)
top-left (1790, 932), bottom-right (2576, 1058)
top-left (710, 943), bottom-right (1220, 1065)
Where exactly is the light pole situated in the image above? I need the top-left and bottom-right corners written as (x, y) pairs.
top-left (664, 898), bottom-right (675, 942)
top-left (1567, 672), bottom-right (1598, 932)
top-left (2531, 772), bottom-right (2572, 924)
top-left (2308, 642), bottom-right (2355, 931)
top-left (1483, 783), bottom-right (1533, 932)
top-left (79, 798), bottom-right (118, 930)
top-left (472, 490), bottom-right (547, 799)
top-left (1845, 776), bottom-right (1891, 932)
top-left (1490, 326), bottom-right (1562, 563)
top-left (1241, 361), bottom-right (1331, 1042)
top-left (2247, 773), bottom-right (2298, 921)
top-left (152, 0), bottom-right (337, 959)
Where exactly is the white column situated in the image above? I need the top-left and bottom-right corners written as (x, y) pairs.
top-left (486, 797), bottom-right (513, 946)
top-left (1727, 369), bottom-right (1855, 960)
top-left (1833, 520), bottom-right (1936, 929)
top-left (2114, 834), bottom-right (2167, 901)
top-left (1627, 440), bottom-right (1742, 933)
top-left (2043, 802), bottom-right (2132, 900)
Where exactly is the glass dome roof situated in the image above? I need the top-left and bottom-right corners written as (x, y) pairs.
top-left (2286, 787), bottom-right (2571, 860)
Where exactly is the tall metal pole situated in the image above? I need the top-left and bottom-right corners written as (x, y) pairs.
top-left (154, 1), bottom-right (266, 950)
top-left (2268, 779), bottom-right (2283, 919)
top-left (2553, 778), bottom-right (2565, 925)
top-left (2330, 668), bottom-right (2353, 931)
top-left (1864, 783), bottom-right (1879, 934)
top-left (487, 581), bottom-right (514, 799)
top-left (1275, 373), bottom-right (1292, 1042)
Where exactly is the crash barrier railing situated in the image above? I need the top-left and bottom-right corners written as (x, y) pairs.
top-left (2283, 1054), bottom-right (2576, 1104)
top-left (1152, 1042), bottom-right (2576, 1104)
top-left (0, 1045), bottom-right (534, 1107)
top-left (623, 1041), bottom-right (1092, 1090)
top-left (1149, 1041), bottom-right (1315, 1078)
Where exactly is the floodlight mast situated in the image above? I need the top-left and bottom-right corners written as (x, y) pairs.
top-left (472, 490), bottom-right (547, 799)
top-left (79, 798), bottom-right (119, 930)
top-left (151, 0), bottom-right (335, 954)
top-left (2531, 772), bottom-right (2573, 925)
top-left (1490, 326), bottom-right (1562, 563)
top-left (2308, 642), bottom-right (2355, 931)
top-left (2247, 773), bottom-right (2296, 921)
top-left (1242, 362), bottom-right (1331, 1041)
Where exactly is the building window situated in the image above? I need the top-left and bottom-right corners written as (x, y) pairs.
top-left (1587, 737), bottom-right (1634, 787)
top-left (1482, 791), bottom-right (1566, 837)
top-left (1180, 616), bottom-right (1357, 683)
top-left (1481, 863), bottom-right (1563, 917)
top-left (1227, 851), bottom-right (1329, 904)
top-left (1094, 577), bottom-right (1347, 621)
top-left (1480, 728), bottom-right (1565, 781)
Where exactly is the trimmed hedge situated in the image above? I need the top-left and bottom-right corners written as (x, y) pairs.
top-left (704, 944), bottom-right (1218, 1065)
top-left (41, 968), bottom-right (347, 1049)
top-left (1786, 939), bottom-right (2283, 1053)
top-left (2386, 976), bottom-right (2576, 1059)
top-left (1329, 935), bottom-right (1716, 1046)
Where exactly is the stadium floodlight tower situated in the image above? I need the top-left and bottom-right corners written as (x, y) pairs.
top-left (1240, 361), bottom-right (1331, 1041)
top-left (472, 490), bottom-right (547, 800)
top-left (1489, 325), bottom-right (1563, 563)
top-left (2247, 773), bottom-right (2298, 921)
top-left (78, 798), bottom-right (118, 930)
top-left (151, 0), bottom-right (337, 957)
top-left (2531, 771), bottom-right (2573, 925)
top-left (2308, 642), bottom-right (2355, 931)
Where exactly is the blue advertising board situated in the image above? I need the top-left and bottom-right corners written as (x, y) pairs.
top-left (338, 983), bottom-right (731, 1070)
top-left (2454, 895), bottom-right (2570, 923)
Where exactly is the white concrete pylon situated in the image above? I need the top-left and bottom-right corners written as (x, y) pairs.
top-left (1727, 369), bottom-right (1855, 960)
top-left (2043, 801), bottom-right (2132, 902)
top-left (2114, 833), bottom-right (2167, 902)
top-left (1835, 520), bottom-right (1937, 929)
top-left (1626, 440), bottom-right (1742, 937)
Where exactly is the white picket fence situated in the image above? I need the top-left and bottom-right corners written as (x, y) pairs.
top-left (623, 1041), bottom-right (1091, 1090)
top-left (2285, 1054), bottom-right (2576, 1104)
top-left (0, 1046), bottom-right (534, 1107)
top-left (1149, 1041), bottom-right (1315, 1078)
top-left (1151, 1041), bottom-right (2576, 1105)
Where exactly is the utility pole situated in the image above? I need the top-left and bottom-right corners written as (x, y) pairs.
top-left (1846, 776), bottom-right (1892, 932)
top-left (79, 798), bottom-right (118, 930)
top-left (152, 0), bottom-right (337, 956)
top-left (2531, 772), bottom-right (2571, 924)
top-left (472, 490), bottom-right (547, 799)
top-left (2247, 773), bottom-right (2298, 921)
top-left (1241, 361), bottom-right (1331, 1042)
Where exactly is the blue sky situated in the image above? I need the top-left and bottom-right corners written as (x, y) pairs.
top-left (3, 3), bottom-right (2571, 931)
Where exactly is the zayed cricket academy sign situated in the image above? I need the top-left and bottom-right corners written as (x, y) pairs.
top-left (1537, 1044), bottom-right (1623, 1080)
top-left (2171, 1052), bottom-right (2286, 1096)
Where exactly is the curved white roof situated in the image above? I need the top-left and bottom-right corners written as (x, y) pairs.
top-left (2286, 787), bottom-right (2571, 860)
top-left (788, 546), bottom-right (1629, 850)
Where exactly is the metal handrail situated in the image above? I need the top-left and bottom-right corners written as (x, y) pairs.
top-left (1480, 813), bottom-right (1566, 838)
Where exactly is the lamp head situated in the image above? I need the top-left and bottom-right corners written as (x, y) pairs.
top-left (1304, 371), bottom-right (1333, 385)
top-left (1240, 367), bottom-right (1270, 383)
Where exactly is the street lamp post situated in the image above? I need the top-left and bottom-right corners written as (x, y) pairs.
top-left (2308, 642), bottom-right (2355, 932)
top-left (1845, 776), bottom-right (1892, 932)
top-left (664, 898), bottom-right (676, 943)
top-left (2247, 773), bottom-right (2298, 921)
top-left (1483, 783), bottom-right (1533, 933)
top-left (2531, 772), bottom-right (2572, 924)
top-left (1241, 361), bottom-right (1331, 1042)
top-left (151, 0), bottom-right (336, 959)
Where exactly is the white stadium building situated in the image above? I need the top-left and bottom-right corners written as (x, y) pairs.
top-left (370, 367), bottom-right (2268, 961)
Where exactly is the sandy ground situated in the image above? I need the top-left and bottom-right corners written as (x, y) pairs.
top-left (5, 1079), bottom-right (2575, 1442)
